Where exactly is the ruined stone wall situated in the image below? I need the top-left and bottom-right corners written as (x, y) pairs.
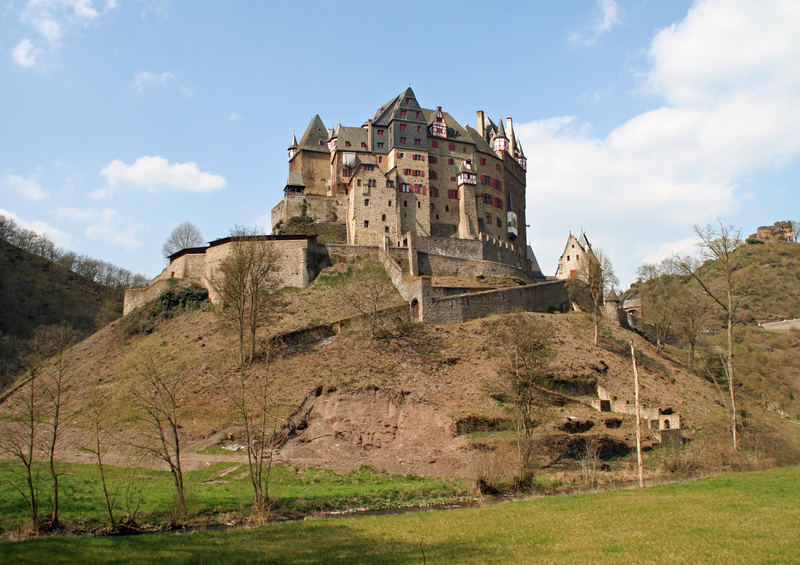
top-left (418, 279), bottom-right (569, 324)
top-left (754, 220), bottom-right (793, 242)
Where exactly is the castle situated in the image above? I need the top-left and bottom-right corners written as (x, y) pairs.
top-left (272, 87), bottom-right (532, 268)
top-left (124, 89), bottom-right (577, 324)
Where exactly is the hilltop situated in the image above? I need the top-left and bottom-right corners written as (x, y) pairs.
top-left (625, 238), bottom-right (800, 420)
top-left (0, 240), bottom-right (121, 387)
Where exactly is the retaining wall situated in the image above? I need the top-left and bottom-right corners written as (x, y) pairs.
top-left (416, 278), bottom-right (569, 324)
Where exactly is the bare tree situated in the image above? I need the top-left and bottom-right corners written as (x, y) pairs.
top-left (680, 221), bottom-right (742, 450)
top-left (500, 316), bottom-right (553, 480)
top-left (210, 227), bottom-right (281, 366)
top-left (672, 280), bottom-right (713, 369)
top-left (0, 364), bottom-right (42, 529)
top-left (85, 380), bottom-right (118, 531)
top-left (162, 221), bottom-right (204, 258)
top-left (636, 261), bottom-right (681, 353)
top-left (341, 262), bottom-right (397, 339)
top-left (580, 248), bottom-right (618, 346)
top-left (128, 349), bottom-right (188, 521)
top-left (34, 324), bottom-right (79, 529)
top-left (222, 339), bottom-right (282, 517)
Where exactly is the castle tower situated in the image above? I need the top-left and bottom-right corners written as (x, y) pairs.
top-left (457, 159), bottom-right (478, 239)
top-left (288, 133), bottom-right (298, 161)
top-left (493, 118), bottom-right (508, 155)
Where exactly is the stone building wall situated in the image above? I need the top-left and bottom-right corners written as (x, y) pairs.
top-left (348, 166), bottom-right (400, 246)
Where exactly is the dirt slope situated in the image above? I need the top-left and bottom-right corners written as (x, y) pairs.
top-left (2, 263), bottom-right (797, 478)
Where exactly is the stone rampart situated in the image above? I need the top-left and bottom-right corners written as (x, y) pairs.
top-left (419, 279), bottom-right (569, 324)
top-left (417, 252), bottom-right (535, 281)
top-left (124, 236), bottom-right (324, 314)
top-left (123, 279), bottom-right (175, 316)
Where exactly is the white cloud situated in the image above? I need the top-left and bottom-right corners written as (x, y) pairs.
top-left (54, 206), bottom-right (144, 248)
top-left (11, 0), bottom-right (115, 67)
top-left (569, 0), bottom-right (621, 46)
top-left (81, 209), bottom-right (145, 249)
top-left (228, 113), bottom-right (242, 121)
top-left (56, 206), bottom-right (115, 222)
top-left (133, 70), bottom-right (192, 96)
top-left (133, 70), bottom-right (173, 91)
top-left (1, 172), bottom-right (46, 200)
top-left (0, 207), bottom-right (70, 246)
top-left (11, 38), bottom-right (42, 67)
top-left (99, 156), bottom-right (227, 193)
top-left (522, 0), bottom-right (800, 285)
top-left (639, 236), bottom-right (701, 266)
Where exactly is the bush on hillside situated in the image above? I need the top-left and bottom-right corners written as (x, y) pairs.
top-left (121, 284), bottom-right (210, 336)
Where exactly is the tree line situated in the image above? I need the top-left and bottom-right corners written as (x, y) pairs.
top-left (0, 214), bottom-right (149, 290)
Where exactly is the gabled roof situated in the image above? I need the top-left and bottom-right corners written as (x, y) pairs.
top-left (464, 125), bottom-right (496, 156)
top-left (373, 94), bottom-right (400, 125)
top-left (578, 233), bottom-right (591, 251)
top-left (336, 126), bottom-right (369, 151)
top-left (420, 108), bottom-right (470, 140)
top-left (297, 114), bottom-right (330, 154)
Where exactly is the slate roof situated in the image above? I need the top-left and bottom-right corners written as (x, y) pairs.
top-left (298, 114), bottom-right (330, 153)
top-left (336, 126), bottom-right (369, 151)
top-left (285, 171), bottom-right (305, 187)
top-left (464, 125), bottom-right (496, 156)
top-left (495, 118), bottom-right (507, 138)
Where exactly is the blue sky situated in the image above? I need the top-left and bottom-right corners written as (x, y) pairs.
top-left (2, 0), bottom-right (798, 288)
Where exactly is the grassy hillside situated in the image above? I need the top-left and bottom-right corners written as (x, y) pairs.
top-left (5, 259), bottom-right (797, 483)
top-left (705, 239), bottom-right (800, 323)
top-left (0, 240), bottom-right (122, 387)
top-left (2, 464), bottom-right (798, 563)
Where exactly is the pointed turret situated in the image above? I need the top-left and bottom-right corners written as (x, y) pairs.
top-left (493, 117), bottom-right (508, 154)
top-left (514, 137), bottom-right (527, 171)
top-left (288, 133), bottom-right (298, 161)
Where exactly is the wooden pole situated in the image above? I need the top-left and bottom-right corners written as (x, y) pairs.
top-left (630, 339), bottom-right (644, 488)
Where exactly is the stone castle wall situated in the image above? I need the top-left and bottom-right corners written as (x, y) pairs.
top-left (271, 194), bottom-right (347, 231)
top-left (408, 277), bottom-right (569, 325)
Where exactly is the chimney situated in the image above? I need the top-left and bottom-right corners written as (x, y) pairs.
top-left (506, 117), bottom-right (515, 155)
top-left (367, 119), bottom-right (373, 150)
top-left (477, 110), bottom-right (485, 139)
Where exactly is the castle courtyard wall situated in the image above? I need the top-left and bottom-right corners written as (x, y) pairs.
top-left (415, 278), bottom-right (569, 324)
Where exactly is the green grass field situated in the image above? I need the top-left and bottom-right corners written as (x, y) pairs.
top-left (1, 464), bottom-right (798, 563)
top-left (0, 460), bottom-right (469, 532)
